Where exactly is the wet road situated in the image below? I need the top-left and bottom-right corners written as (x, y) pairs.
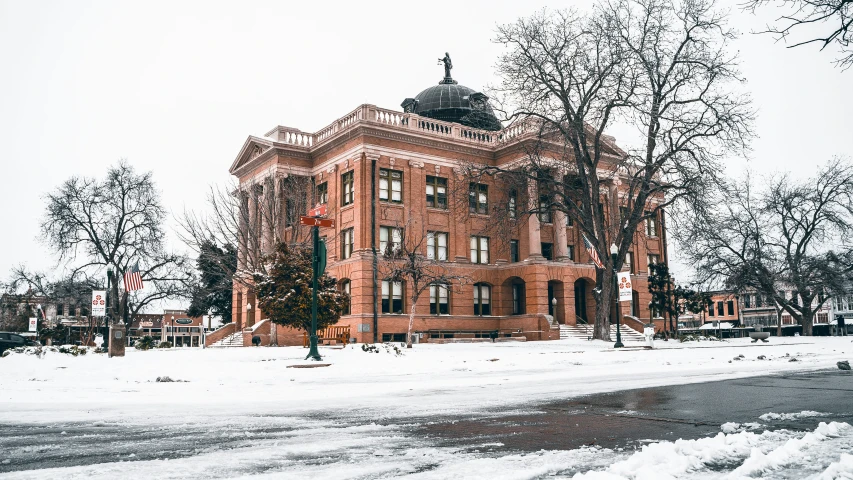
top-left (2, 369), bottom-right (852, 477)
top-left (420, 369), bottom-right (853, 452)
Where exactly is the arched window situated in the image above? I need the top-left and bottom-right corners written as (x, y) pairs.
top-left (473, 283), bottom-right (491, 316)
top-left (340, 279), bottom-right (351, 315)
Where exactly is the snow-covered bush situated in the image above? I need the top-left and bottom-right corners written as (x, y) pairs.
top-left (157, 341), bottom-right (173, 349)
top-left (2, 345), bottom-right (95, 358)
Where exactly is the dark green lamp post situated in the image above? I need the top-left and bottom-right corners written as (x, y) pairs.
top-left (611, 243), bottom-right (624, 348)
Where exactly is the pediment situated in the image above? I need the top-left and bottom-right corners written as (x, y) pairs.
top-left (229, 136), bottom-right (275, 175)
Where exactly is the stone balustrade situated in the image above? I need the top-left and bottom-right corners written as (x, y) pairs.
top-left (266, 104), bottom-right (539, 152)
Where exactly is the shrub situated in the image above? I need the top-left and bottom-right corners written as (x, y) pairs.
top-left (157, 341), bottom-right (173, 349)
top-left (135, 336), bottom-right (155, 351)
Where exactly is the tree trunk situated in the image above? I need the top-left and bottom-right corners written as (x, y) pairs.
top-left (406, 299), bottom-right (418, 348)
top-left (593, 271), bottom-right (613, 341)
top-left (776, 308), bottom-right (782, 337)
top-left (801, 311), bottom-right (814, 336)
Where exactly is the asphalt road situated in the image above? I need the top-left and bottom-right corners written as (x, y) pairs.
top-left (2, 369), bottom-right (851, 476)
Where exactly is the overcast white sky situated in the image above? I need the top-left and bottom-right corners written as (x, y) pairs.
top-left (1, 0), bottom-right (850, 287)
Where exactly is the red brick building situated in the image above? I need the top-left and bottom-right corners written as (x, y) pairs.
top-left (227, 63), bottom-right (668, 344)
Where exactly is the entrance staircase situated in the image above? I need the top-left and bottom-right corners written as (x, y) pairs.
top-left (559, 323), bottom-right (645, 342)
top-left (209, 332), bottom-right (244, 348)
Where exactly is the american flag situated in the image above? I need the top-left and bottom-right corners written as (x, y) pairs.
top-left (124, 262), bottom-right (144, 292)
top-left (581, 233), bottom-right (604, 269)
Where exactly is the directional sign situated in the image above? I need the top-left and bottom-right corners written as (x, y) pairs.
top-left (307, 204), bottom-right (327, 217)
top-left (92, 290), bottom-right (106, 317)
top-left (617, 272), bottom-right (632, 302)
top-left (300, 216), bottom-right (335, 228)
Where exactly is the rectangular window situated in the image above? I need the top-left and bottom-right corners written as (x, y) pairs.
top-left (473, 284), bottom-right (491, 316)
top-left (508, 189), bottom-right (517, 219)
top-left (624, 252), bottom-right (634, 273)
top-left (316, 182), bottom-right (328, 204)
top-left (646, 212), bottom-right (658, 237)
top-left (56, 304), bottom-right (63, 316)
top-left (717, 301), bottom-right (724, 316)
top-left (647, 254), bottom-right (660, 268)
top-left (379, 226), bottom-right (401, 254)
top-left (510, 240), bottom-right (519, 263)
top-left (381, 280), bottom-right (403, 314)
top-left (566, 213), bottom-right (573, 226)
top-left (379, 169), bottom-right (403, 203)
top-left (567, 245), bottom-right (575, 261)
top-left (427, 231), bottom-right (448, 261)
top-left (541, 242), bottom-right (553, 260)
top-left (727, 300), bottom-right (735, 316)
top-left (430, 283), bottom-right (449, 315)
top-left (470, 236), bottom-right (489, 264)
top-left (469, 183), bottom-right (488, 215)
top-left (425, 176), bottom-right (448, 209)
top-left (341, 228), bottom-right (354, 259)
top-left (341, 171), bottom-right (354, 206)
top-left (745, 295), bottom-right (751, 308)
top-left (708, 304), bottom-right (715, 317)
top-left (539, 195), bottom-right (552, 223)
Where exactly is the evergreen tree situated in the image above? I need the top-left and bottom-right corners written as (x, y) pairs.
top-left (187, 240), bottom-right (236, 323)
top-left (254, 242), bottom-right (349, 332)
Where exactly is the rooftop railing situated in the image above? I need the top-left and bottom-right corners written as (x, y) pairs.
top-left (265, 104), bottom-right (536, 151)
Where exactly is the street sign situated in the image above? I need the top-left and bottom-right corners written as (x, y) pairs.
top-left (307, 204), bottom-right (328, 217)
top-left (92, 290), bottom-right (106, 316)
top-left (28, 317), bottom-right (37, 332)
top-left (300, 216), bottom-right (335, 228)
top-left (617, 272), bottom-right (632, 302)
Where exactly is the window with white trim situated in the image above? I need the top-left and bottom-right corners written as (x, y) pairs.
top-left (427, 231), bottom-right (448, 261)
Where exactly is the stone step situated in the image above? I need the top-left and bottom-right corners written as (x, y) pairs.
top-left (559, 324), bottom-right (644, 341)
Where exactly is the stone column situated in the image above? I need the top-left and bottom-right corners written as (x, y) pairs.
top-left (237, 190), bottom-right (249, 269)
top-left (554, 210), bottom-right (568, 261)
top-left (527, 178), bottom-right (542, 259)
top-left (248, 186), bottom-right (260, 266)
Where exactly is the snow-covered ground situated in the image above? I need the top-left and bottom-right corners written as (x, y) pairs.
top-left (2, 336), bottom-right (853, 478)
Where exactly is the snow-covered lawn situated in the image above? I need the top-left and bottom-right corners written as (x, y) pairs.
top-left (1, 336), bottom-right (851, 423)
top-left (3, 337), bottom-right (853, 479)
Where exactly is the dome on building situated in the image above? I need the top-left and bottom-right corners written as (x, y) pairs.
top-left (400, 53), bottom-right (502, 132)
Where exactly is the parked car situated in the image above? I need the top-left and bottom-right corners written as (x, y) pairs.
top-left (0, 332), bottom-right (41, 356)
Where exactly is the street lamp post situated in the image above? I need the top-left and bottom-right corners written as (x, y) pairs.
top-left (611, 243), bottom-right (624, 348)
top-left (171, 315), bottom-right (175, 346)
top-left (551, 297), bottom-right (557, 322)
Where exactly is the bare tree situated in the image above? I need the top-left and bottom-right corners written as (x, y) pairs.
top-left (178, 172), bottom-right (313, 303)
top-left (379, 218), bottom-right (471, 348)
top-left (744, 0), bottom-right (853, 68)
top-left (40, 160), bottom-right (192, 322)
top-left (677, 158), bottom-right (853, 335)
top-left (478, 0), bottom-right (753, 340)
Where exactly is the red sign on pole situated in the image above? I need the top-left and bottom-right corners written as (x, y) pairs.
top-left (307, 204), bottom-right (328, 217)
top-left (300, 216), bottom-right (335, 228)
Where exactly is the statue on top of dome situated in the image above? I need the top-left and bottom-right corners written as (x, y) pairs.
top-left (438, 52), bottom-right (455, 84)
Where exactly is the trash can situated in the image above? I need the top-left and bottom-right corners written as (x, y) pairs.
top-left (644, 324), bottom-right (655, 349)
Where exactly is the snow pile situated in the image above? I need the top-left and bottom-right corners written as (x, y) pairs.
top-left (720, 422), bottom-right (762, 434)
top-left (731, 422), bottom-right (851, 477)
top-left (759, 410), bottom-right (829, 421)
top-left (816, 453), bottom-right (853, 480)
top-left (573, 421), bottom-right (853, 479)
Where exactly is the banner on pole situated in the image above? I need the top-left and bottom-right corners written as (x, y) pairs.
top-left (28, 317), bottom-right (37, 332)
top-left (92, 290), bottom-right (107, 317)
top-left (617, 272), bottom-right (632, 302)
